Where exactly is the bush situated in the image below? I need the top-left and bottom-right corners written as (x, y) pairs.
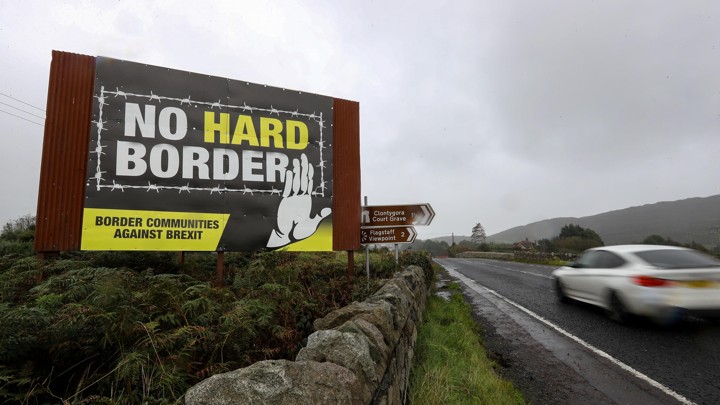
top-left (0, 249), bottom-right (392, 404)
top-left (0, 217), bottom-right (395, 403)
top-left (0, 240), bottom-right (34, 257)
top-left (1, 214), bottom-right (35, 242)
top-left (400, 251), bottom-right (433, 284)
top-left (0, 215), bottom-right (36, 263)
top-left (366, 249), bottom-right (399, 279)
top-left (553, 236), bottom-right (604, 253)
top-left (87, 250), bottom-right (182, 274)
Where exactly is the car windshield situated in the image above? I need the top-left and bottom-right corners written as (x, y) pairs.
top-left (634, 249), bottom-right (720, 269)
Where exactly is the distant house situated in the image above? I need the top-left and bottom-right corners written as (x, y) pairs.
top-left (513, 238), bottom-right (535, 251)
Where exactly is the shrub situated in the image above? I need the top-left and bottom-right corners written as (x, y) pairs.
top-left (87, 251), bottom-right (182, 274)
top-left (0, 240), bottom-right (34, 257)
top-left (400, 251), bottom-right (433, 284)
top-left (0, 245), bottom-right (392, 403)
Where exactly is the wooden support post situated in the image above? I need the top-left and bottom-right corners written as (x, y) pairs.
top-left (216, 251), bottom-right (224, 288)
top-left (347, 250), bottom-right (354, 281)
top-left (178, 251), bottom-right (185, 265)
top-left (36, 251), bottom-right (58, 283)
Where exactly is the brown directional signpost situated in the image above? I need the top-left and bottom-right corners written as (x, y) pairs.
top-left (360, 201), bottom-right (435, 283)
top-left (361, 203), bottom-right (436, 228)
top-left (361, 226), bottom-right (417, 244)
top-left (360, 203), bottom-right (435, 247)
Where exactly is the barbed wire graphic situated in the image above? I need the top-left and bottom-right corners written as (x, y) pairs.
top-left (90, 87), bottom-right (329, 197)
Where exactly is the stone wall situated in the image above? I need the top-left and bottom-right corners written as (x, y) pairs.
top-left (457, 250), bottom-right (577, 262)
top-left (456, 251), bottom-right (515, 260)
top-left (185, 265), bottom-right (432, 405)
top-left (513, 251), bottom-right (577, 262)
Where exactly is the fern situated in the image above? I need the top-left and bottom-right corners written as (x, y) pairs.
top-left (0, 247), bottom-right (393, 403)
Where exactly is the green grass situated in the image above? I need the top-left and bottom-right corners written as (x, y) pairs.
top-left (409, 281), bottom-right (526, 405)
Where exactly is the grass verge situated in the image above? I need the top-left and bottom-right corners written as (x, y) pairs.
top-left (408, 278), bottom-right (526, 404)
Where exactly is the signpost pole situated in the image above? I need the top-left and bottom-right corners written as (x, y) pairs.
top-left (360, 202), bottom-right (433, 286)
top-left (364, 196), bottom-right (370, 290)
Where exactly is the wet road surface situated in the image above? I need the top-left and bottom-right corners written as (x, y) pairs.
top-left (435, 257), bottom-right (720, 405)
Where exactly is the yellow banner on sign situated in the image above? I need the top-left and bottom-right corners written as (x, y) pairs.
top-left (81, 208), bottom-right (230, 251)
top-left (282, 222), bottom-right (333, 252)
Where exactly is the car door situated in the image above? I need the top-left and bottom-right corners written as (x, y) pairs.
top-left (581, 251), bottom-right (627, 305)
top-left (562, 250), bottom-right (626, 305)
top-left (561, 250), bottom-right (601, 301)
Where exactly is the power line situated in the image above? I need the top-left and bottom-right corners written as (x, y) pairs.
top-left (0, 93), bottom-right (45, 112)
top-left (0, 100), bottom-right (45, 120)
top-left (0, 109), bottom-right (44, 127)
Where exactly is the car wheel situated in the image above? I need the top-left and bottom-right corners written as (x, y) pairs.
top-left (555, 279), bottom-right (570, 304)
top-left (607, 292), bottom-right (630, 325)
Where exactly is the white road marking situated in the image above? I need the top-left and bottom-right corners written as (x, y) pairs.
top-left (441, 263), bottom-right (696, 405)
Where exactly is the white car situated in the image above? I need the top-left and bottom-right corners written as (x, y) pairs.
top-left (552, 245), bottom-right (720, 324)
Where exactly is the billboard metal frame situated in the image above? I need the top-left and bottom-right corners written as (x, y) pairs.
top-left (35, 51), bottom-right (360, 255)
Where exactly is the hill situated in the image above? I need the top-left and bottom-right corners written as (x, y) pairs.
top-left (487, 195), bottom-right (720, 248)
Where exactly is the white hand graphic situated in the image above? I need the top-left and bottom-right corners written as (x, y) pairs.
top-left (267, 154), bottom-right (331, 248)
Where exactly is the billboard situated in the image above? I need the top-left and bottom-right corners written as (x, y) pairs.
top-left (80, 57), bottom-right (334, 252)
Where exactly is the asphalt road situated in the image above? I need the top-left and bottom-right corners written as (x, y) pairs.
top-left (435, 257), bottom-right (720, 405)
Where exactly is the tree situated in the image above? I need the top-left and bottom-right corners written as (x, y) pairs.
top-left (1, 214), bottom-right (35, 242)
top-left (558, 224), bottom-right (603, 245)
top-left (642, 234), bottom-right (708, 252)
top-left (552, 224), bottom-right (604, 253)
top-left (471, 222), bottom-right (486, 245)
top-left (420, 239), bottom-right (450, 257)
top-left (642, 234), bottom-right (668, 245)
top-left (536, 238), bottom-right (557, 253)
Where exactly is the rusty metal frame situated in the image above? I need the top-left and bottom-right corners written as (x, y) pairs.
top-left (35, 51), bottom-right (95, 254)
top-left (332, 98), bottom-right (361, 251)
top-left (35, 51), bottom-right (361, 254)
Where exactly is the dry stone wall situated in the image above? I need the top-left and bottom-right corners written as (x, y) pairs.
top-left (456, 251), bottom-right (514, 260)
top-left (185, 265), bottom-right (432, 405)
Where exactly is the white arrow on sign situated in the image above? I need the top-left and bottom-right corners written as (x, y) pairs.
top-left (361, 203), bottom-right (436, 226)
top-left (415, 204), bottom-right (436, 226)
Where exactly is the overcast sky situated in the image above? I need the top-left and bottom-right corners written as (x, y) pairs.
top-left (1, 0), bottom-right (719, 240)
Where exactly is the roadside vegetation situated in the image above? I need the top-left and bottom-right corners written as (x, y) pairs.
top-left (425, 223), bottom-right (719, 266)
top-left (8, 210), bottom-right (713, 404)
top-left (0, 215), bottom-right (425, 404)
top-left (409, 268), bottom-right (526, 405)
